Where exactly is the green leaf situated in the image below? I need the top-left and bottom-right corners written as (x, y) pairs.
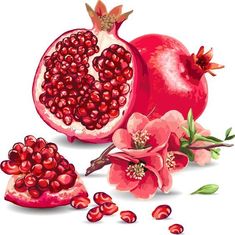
top-left (181, 126), bottom-right (190, 137)
top-left (187, 109), bottom-right (196, 142)
top-left (191, 184), bottom-right (219, 195)
top-left (225, 127), bottom-right (232, 139)
top-left (225, 135), bottom-right (235, 141)
top-left (181, 147), bottom-right (194, 161)
top-left (211, 148), bottom-right (221, 160)
top-left (194, 134), bottom-right (223, 143)
top-left (180, 138), bottom-right (189, 148)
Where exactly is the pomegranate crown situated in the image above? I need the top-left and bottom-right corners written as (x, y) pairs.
top-left (191, 46), bottom-right (224, 77)
top-left (85, 0), bottom-right (133, 32)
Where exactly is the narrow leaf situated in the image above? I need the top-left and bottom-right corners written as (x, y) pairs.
top-left (187, 109), bottom-right (196, 142)
top-left (181, 126), bottom-right (190, 137)
top-left (225, 135), bottom-right (235, 140)
top-left (191, 184), bottom-right (219, 195)
top-left (225, 127), bottom-right (232, 139)
top-left (194, 134), bottom-right (223, 143)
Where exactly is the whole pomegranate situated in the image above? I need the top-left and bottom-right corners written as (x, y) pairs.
top-left (0, 135), bottom-right (87, 208)
top-left (32, 0), bottom-right (148, 143)
top-left (131, 34), bottom-right (224, 119)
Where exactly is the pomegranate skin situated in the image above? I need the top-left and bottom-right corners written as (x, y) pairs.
top-left (5, 173), bottom-right (87, 208)
top-left (131, 34), bottom-right (208, 120)
top-left (32, 2), bottom-right (149, 144)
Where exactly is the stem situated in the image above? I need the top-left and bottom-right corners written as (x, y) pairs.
top-left (85, 144), bottom-right (115, 176)
top-left (189, 143), bottom-right (233, 151)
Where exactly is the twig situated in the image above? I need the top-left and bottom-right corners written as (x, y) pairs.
top-left (85, 144), bottom-right (115, 176)
top-left (189, 143), bottom-right (233, 151)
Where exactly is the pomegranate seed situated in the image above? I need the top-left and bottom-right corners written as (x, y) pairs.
top-left (103, 82), bottom-right (112, 91)
top-left (75, 107), bottom-right (87, 117)
top-left (86, 102), bottom-right (96, 110)
top-left (60, 159), bottom-right (69, 169)
top-left (112, 89), bottom-right (119, 98)
top-left (8, 149), bottom-right (21, 163)
top-left (93, 81), bottom-right (102, 91)
top-left (34, 138), bottom-right (46, 152)
top-left (98, 102), bottom-right (108, 113)
top-left (93, 192), bottom-right (112, 205)
top-left (169, 224), bottom-right (184, 234)
top-left (118, 96), bottom-right (126, 106)
top-left (67, 97), bottom-right (77, 106)
top-left (31, 164), bottom-right (43, 177)
top-left (28, 187), bottom-right (42, 198)
top-left (57, 174), bottom-right (75, 189)
top-left (12, 142), bottom-right (24, 153)
top-left (102, 91), bottom-right (111, 101)
top-left (124, 52), bottom-right (131, 63)
top-left (109, 109), bottom-right (119, 118)
top-left (43, 170), bottom-right (57, 181)
top-left (1, 160), bottom-right (20, 175)
top-left (104, 59), bottom-right (115, 69)
top-left (24, 135), bottom-right (36, 147)
top-left (54, 152), bottom-right (62, 162)
top-left (119, 83), bottom-right (130, 95)
top-left (43, 157), bottom-right (57, 170)
top-left (24, 174), bottom-right (37, 187)
top-left (116, 75), bottom-right (126, 84)
top-left (100, 202), bottom-right (118, 215)
top-left (49, 180), bottom-right (62, 193)
top-left (20, 146), bottom-right (33, 161)
top-left (63, 115), bottom-right (73, 125)
top-left (46, 143), bottom-right (58, 152)
top-left (14, 177), bottom-right (27, 192)
top-left (110, 99), bottom-right (119, 109)
top-left (87, 206), bottom-right (103, 223)
top-left (104, 69), bottom-right (113, 78)
top-left (119, 59), bottom-right (128, 69)
top-left (152, 205), bottom-right (172, 220)
top-left (102, 48), bottom-right (112, 59)
top-left (90, 91), bottom-right (101, 102)
top-left (41, 147), bottom-right (55, 159)
top-left (38, 179), bottom-right (49, 190)
top-left (19, 160), bottom-right (32, 173)
top-left (70, 196), bottom-right (90, 209)
top-left (56, 111), bottom-right (63, 119)
top-left (120, 211), bottom-right (137, 223)
top-left (82, 116), bottom-right (93, 125)
top-left (62, 37), bottom-right (70, 47)
top-left (123, 67), bottom-right (133, 80)
top-left (56, 164), bottom-right (66, 174)
top-left (31, 152), bottom-right (42, 163)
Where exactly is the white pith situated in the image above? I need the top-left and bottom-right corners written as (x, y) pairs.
top-left (34, 29), bottom-right (134, 140)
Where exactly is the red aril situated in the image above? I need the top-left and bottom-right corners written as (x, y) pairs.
top-left (87, 206), bottom-right (103, 222)
top-left (131, 34), bottom-right (224, 119)
top-left (169, 224), bottom-right (184, 234)
top-left (70, 195), bottom-right (90, 209)
top-left (0, 135), bottom-right (87, 208)
top-left (32, 1), bottom-right (149, 143)
top-left (120, 210), bottom-right (137, 223)
top-left (93, 192), bottom-right (112, 205)
top-left (99, 202), bottom-right (118, 215)
top-left (152, 204), bottom-right (172, 220)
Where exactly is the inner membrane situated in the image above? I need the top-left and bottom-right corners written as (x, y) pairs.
top-left (39, 30), bottom-right (133, 130)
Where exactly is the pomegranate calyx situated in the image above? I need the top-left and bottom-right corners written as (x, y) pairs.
top-left (86, 1), bottom-right (133, 32)
top-left (190, 46), bottom-right (224, 78)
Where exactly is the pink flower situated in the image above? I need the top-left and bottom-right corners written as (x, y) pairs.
top-left (108, 152), bottom-right (164, 199)
top-left (112, 112), bottom-right (171, 158)
top-left (161, 110), bottom-right (211, 166)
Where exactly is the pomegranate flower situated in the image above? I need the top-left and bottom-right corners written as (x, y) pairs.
top-left (112, 112), bottom-right (171, 158)
top-left (161, 110), bottom-right (211, 166)
top-left (108, 152), bottom-right (163, 198)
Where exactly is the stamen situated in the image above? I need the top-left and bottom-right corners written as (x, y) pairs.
top-left (166, 152), bottom-right (176, 170)
top-left (126, 162), bottom-right (146, 180)
top-left (99, 15), bottom-right (116, 31)
top-left (132, 130), bottom-right (150, 149)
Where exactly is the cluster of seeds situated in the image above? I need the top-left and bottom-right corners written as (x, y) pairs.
top-left (70, 192), bottom-right (137, 223)
top-left (39, 29), bottom-right (133, 130)
top-left (0, 135), bottom-right (77, 198)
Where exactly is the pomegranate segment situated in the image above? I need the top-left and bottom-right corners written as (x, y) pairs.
top-left (33, 0), bottom-right (149, 143)
top-left (1, 135), bottom-right (87, 208)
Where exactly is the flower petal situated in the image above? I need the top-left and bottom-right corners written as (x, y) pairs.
top-left (112, 129), bottom-right (132, 149)
top-left (127, 112), bottom-right (149, 134)
top-left (159, 167), bottom-right (172, 193)
top-left (144, 119), bottom-right (170, 152)
top-left (130, 171), bottom-right (158, 199)
top-left (170, 151), bottom-right (189, 173)
top-left (122, 146), bottom-right (152, 158)
top-left (195, 123), bottom-right (211, 136)
top-left (193, 149), bottom-right (211, 166)
top-left (143, 154), bottom-right (163, 171)
top-left (109, 162), bottom-right (139, 191)
top-left (109, 152), bottom-right (139, 164)
top-left (161, 110), bottom-right (185, 138)
top-left (168, 133), bottom-right (181, 151)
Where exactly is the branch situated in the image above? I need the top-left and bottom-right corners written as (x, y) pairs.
top-left (189, 143), bottom-right (233, 151)
top-left (85, 144), bottom-right (115, 176)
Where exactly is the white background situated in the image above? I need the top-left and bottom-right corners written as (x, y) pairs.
top-left (0, 0), bottom-right (234, 234)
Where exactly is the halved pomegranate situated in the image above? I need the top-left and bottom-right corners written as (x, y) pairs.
top-left (1, 135), bottom-right (87, 208)
top-left (32, 1), bottom-right (148, 143)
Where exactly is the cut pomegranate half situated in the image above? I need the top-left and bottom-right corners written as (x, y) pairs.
top-left (1, 135), bottom-right (87, 208)
top-left (32, 1), bottom-right (149, 143)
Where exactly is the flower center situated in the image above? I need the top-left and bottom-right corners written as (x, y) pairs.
top-left (166, 152), bottom-right (176, 170)
top-left (132, 130), bottom-right (150, 149)
top-left (126, 162), bottom-right (146, 180)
